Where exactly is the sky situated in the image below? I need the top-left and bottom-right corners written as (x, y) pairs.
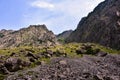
top-left (0, 0), bottom-right (104, 34)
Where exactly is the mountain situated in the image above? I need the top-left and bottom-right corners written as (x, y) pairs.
top-left (0, 25), bottom-right (57, 48)
top-left (57, 30), bottom-right (73, 39)
top-left (67, 0), bottom-right (120, 50)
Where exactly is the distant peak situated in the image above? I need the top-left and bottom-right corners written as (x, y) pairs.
top-left (0, 24), bottom-right (57, 48)
top-left (28, 24), bottom-right (47, 29)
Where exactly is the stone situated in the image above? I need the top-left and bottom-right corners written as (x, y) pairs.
top-left (59, 60), bottom-right (67, 65)
top-left (5, 57), bottom-right (22, 72)
top-left (97, 51), bottom-right (107, 57)
top-left (0, 64), bottom-right (10, 74)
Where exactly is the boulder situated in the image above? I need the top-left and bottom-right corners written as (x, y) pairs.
top-left (4, 57), bottom-right (30, 72)
top-left (46, 50), bottom-right (54, 57)
top-left (5, 57), bottom-right (22, 72)
top-left (10, 52), bottom-right (16, 56)
top-left (26, 52), bottom-right (39, 60)
top-left (0, 64), bottom-right (10, 74)
top-left (97, 51), bottom-right (107, 57)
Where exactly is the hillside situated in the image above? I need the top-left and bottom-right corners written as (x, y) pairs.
top-left (67, 0), bottom-right (120, 50)
top-left (57, 30), bottom-right (73, 40)
top-left (0, 25), bottom-right (57, 48)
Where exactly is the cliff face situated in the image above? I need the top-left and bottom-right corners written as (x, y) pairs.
top-left (67, 0), bottom-right (120, 49)
top-left (0, 25), bottom-right (57, 48)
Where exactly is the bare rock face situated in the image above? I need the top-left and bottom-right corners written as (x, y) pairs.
top-left (67, 0), bottom-right (120, 49)
top-left (0, 25), bottom-right (57, 48)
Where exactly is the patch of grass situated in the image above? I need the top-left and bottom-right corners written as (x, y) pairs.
top-left (29, 62), bottom-right (36, 68)
top-left (40, 58), bottom-right (50, 64)
top-left (57, 38), bottom-right (66, 43)
top-left (92, 43), bottom-right (120, 54)
top-left (0, 74), bottom-right (5, 80)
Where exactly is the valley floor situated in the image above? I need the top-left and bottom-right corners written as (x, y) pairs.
top-left (5, 54), bottom-right (120, 80)
top-left (0, 43), bottom-right (120, 80)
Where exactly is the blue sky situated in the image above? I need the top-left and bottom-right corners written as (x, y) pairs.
top-left (0, 0), bottom-right (104, 34)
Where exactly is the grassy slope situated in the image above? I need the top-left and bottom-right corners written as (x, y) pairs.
top-left (0, 43), bottom-right (119, 56)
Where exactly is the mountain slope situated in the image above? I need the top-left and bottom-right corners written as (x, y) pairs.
top-left (57, 30), bottom-right (73, 39)
top-left (0, 25), bottom-right (57, 48)
top-left (67, 0), bottom-right (120, 49)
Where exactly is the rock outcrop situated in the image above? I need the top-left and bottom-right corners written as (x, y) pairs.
top-left (0, 25), bottom-right (57, 48)
top-left (67, 0), bottom-right (120, 49)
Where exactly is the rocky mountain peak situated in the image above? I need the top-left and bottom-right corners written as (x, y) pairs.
top-left (66, 0), bottom-right (120, 49)
top-left (28, 24), bottom-right (48, 30)
top-left (0, 25), bottom-right (57, 48)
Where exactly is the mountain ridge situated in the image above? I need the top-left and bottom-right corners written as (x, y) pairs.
top-left (0, 25), bottom-right (57, 48)
top-left (66, 0), bottom-right (120, 50)
top-left (57, 30), bottom-right (73, 40)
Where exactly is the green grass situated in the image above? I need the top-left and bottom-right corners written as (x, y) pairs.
top-left (0, 43), bottom-right (119, 57)
top-left (0, 42), bottom-right (119, 57)
top-left (0, 74), bottom-right (5, 80)
top-left (92, 43), bottom-right (120, 54)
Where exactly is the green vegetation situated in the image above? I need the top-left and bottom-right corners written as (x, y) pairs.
top-left (92, 43), bottom-right (120, 54)
top-left (0, 74), bottom-right (5, 80)
top-left (0, 33), bottom-right (4, 38)
top-left (0, 43), bottom-right (119, 57)
top-left (57, 38), bottom-right (66, 43)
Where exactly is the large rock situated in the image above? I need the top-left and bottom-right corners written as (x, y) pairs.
top-left (0, 63), bottom-right (10, 74)
top-left (67, 0), bottom-right (120, 50)
top-left (5, 57), bottom-right (30, 72)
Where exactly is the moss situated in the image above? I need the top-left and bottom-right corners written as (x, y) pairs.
top-left (29, 63), bottom-right (36, 68)
top-left (0, 74), bottom-right (5, 80)
top-left (40, 58), bottom-right (50, 64)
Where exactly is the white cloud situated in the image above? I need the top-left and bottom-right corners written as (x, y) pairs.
top-left (54, 0), bottom-right (104, 18)
top-left (30, 1), bottom-right (55, 10)
top-left (23, 0), bottom-right (105, 34)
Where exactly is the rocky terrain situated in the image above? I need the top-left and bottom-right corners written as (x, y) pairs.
top-left (67, 0), bottom-right (120, 50)
top-left (0, 43), bottom-right (119, 80)
top-left (5, 54), bottom-right (120, 80)
top-left (0, 25), bottom-right (57, 48)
